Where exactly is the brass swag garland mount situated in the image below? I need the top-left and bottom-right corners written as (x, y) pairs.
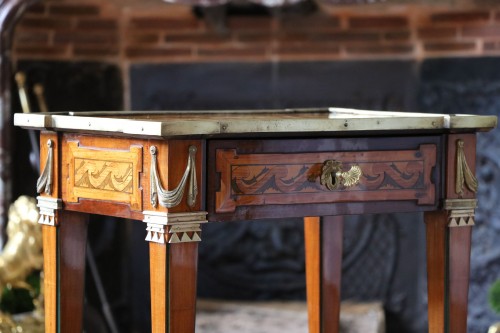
top-left (448, 139), bottom-right (479, 228)
top-left (36, 139), bottom-right (53, 195)
top-left (149, 145), bottom-right (198, 208)
top-left (455, 139), bottom-right (478, 196)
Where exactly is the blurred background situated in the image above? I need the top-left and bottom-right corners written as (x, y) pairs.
top-left (2, 0), bottom-right (500, 332)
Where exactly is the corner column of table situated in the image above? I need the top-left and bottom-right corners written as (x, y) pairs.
top-left (425, 133), bottom-right (477, 333)
top-left (144, 211), bottom-right (206, 333)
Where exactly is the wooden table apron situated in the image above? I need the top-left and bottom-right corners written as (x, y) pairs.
top-left (19, 108), bottom-right (493, 333)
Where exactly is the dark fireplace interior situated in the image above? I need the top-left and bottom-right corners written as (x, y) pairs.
top-left (12, 56), bottom-right (500, 333)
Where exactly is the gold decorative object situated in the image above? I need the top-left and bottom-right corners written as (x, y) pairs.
top-left (0, 196), bottom-right (44, 333)
top-left (0, 196), bottom-right (42, 290)
top-left (489, 323), bottom-right (500, 333)
top-left (150, 145), bottom-right (198, 208)
top-left (445, 198), bottom-right (477, 227)
top-left (320, 160), bottom-right (362, 190)
top-left (36, 139), bottom-right (53, 195)
top-left (455, 139), bottom-right (478, 196)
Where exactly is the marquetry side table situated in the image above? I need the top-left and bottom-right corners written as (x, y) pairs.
top-left (14, 108), bottom-right (497, 333)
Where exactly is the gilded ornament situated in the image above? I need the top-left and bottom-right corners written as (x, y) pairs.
top-left (445, 199), bottom-right (477, 228)
top-left (150, 145), bottom-right (198, 208)
top-left (455, 139), bottom-right (478, 196)
top-left (0, 196), bottom-right (44, 333)
top-left (0, 196), bottom-right (42, 291)
top-left (320, 160), bottom-right (362, 190)
top-left (36, 139), bottom-right (53, 195)
top-left (143, 211), bottom-right (207, 243)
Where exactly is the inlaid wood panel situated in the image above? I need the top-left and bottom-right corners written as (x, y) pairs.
top-left (215, 144), bottom-right (436, 213)
top-left (65, 140), bottom-right (143, 210)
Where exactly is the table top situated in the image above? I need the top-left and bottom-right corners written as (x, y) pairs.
top-left (14, 107), bottom-right (497, 138)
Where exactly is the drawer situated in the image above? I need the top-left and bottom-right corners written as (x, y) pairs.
top-left (210, 138), bottom-right (438, 215)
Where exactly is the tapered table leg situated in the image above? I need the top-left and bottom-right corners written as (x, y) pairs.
top-left (150, 242), bottom-right (199, 333)
top-left (304, 216), bottom-right (343, 333)
top-left (144, 208), bottom-right (205, 333)
top-left (425, 210), bottom-right (472, 333)
top-left (42, 210), bottom-right (89, 333)
top-left (42, 224), bottom-right (57, 333)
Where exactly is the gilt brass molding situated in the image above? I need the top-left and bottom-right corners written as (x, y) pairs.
top-left (150, 145), bottom-right (198, 208)
top-left (455, 139), bottom-right (478, 196)
top-left (36, 139), bottom-right (53, 195)
top-left (320, 160), bottom-right (362, 190)
top-left (36, 196), bottom-right (62, 227)
top-left (445, 198), bottom-right (477, 228)
top-left (142, 211), bottom-right (207, 244)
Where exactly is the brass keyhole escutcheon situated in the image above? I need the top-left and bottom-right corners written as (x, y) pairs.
top-left (320, 160), bottom-right (362, 191)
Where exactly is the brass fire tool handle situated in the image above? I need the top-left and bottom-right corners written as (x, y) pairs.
top-left (15, 72), bottom-right (40, 171)
top-left (33, 83), bottom-right (49, 114)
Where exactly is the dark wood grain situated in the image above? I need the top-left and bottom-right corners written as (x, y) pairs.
top-left (322, 216), bottom-right (343, 333)
top-left (59, 210), bottom-right (89, 333)
top-left (448, 226), bottom-right (472, 333)
top-left (208, 136), bottom-right (442, 221)
top-left (215, 145), bottom-right (436, 212)
top-left (424, 210), bottom-right (447, 333)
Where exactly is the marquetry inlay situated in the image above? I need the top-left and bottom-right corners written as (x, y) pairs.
top-left (66, 141), bottom-right (143, 210)
top-left (216, 144), bottom-right (437, 213)
top-left (74, 158), bottom-right (133, 193)
top-left (143, 211), bottom-right (207, 244)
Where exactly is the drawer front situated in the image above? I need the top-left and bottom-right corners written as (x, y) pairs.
top-left (64, 140), bottom-right (143, 211)
top-left (213, 139), bottom-right (437, 214)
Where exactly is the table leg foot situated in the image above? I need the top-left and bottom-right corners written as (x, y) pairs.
top-left (304, 216), bottom-right (343, 333)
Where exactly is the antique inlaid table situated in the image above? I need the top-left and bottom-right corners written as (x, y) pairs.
top-left (14, 108), bottom-right (497, 333)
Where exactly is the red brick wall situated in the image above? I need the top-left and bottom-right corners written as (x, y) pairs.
top-left (13, 1), bottom-right (500, 63)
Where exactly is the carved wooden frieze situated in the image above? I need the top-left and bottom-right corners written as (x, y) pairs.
top-left (66, 141), bottom-right (143, 210)
top-left (215, 144), bottom-right (436, 213)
